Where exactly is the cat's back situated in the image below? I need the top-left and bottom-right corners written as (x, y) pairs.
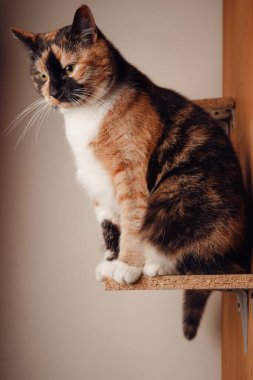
top-left (139, 81), bottom-right (247, 268)
top-left (139, 81), bottom-right (244, 194)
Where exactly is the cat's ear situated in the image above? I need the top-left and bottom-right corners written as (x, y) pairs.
top-left (71, 5), bottom-right (97, 43)
top-left (11, 27), bottom-right (38, 54)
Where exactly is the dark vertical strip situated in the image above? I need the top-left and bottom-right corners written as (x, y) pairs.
top-left (101, 219), bottom-right (120, 260)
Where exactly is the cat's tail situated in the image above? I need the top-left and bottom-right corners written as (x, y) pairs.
top-left (183, 289), bottom-right (211, 340)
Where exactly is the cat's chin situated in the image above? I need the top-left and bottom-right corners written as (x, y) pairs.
top-left (57, 103), bottom-right (81, 114)
top-left (44, 96), bottom-right (78, 110)
top-left (48, 101), bottom-right (80, 113)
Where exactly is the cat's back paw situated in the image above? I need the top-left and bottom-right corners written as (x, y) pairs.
top-left (143, 261), bottom-right (176, 277)
top-left (143, 243), bottom-right (176, 277)
top-left (143, 262), bottom-right (160, 277)
top-left (96, 259), bottom-right (142, 284)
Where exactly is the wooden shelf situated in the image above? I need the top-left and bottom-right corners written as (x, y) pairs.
top-left (193, 96), bottom-right (234, 111)
top-left (105, 274), bottom-right (253, 291)
top-left (193, 97), bottom-right (234, 131)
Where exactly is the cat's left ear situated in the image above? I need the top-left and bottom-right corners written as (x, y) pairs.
top-left (11, 27), bottom-right (38, 54)
top-left (71, 5), bottom-right (97, 43)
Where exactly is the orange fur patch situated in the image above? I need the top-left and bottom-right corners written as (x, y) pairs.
top-left (90, 88), bottom-right (162, 265)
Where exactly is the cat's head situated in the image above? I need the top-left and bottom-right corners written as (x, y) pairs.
top-left (11, 5), bottom-right (114, 109)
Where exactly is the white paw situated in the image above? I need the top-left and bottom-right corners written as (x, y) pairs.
top-left (96, 260), bottom-right (115, 282)
top-left (143, 242), bottom-right (176, 277)
top-left (96, 260), bottom-right (142, 284)
top-left (143, 262), bottom-right (160, 277)
top-left (143, 262), bottom-right (175, 277)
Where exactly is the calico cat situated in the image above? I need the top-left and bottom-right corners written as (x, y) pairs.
top-left (11, 4), bottom-right (247, 339)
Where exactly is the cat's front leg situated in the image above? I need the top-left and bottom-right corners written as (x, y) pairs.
top-left (96, 168), bottom-right (147, 284)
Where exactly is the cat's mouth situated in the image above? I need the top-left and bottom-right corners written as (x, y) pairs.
top-left (46, 95), bottom-right (80, 109)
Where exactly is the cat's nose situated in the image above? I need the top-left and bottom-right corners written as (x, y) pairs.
top-left (49, 81), bottom-right (62, 98)
top-left (50, 87), bottom-right (59, 98)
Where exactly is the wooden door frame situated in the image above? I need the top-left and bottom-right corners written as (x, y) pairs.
top-left (222, 1), bottom-right (253, 379)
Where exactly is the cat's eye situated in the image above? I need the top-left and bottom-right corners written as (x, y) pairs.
top-left (39, 72), bottom-right (48, 81)
top-left (64, 64), bottom-right (76, 76)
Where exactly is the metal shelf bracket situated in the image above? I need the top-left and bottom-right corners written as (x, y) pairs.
top-left (235, 289), bottom-right (249, 353)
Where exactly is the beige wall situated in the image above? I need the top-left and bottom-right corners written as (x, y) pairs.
top-left (0, 1), bottom-right (222, 379)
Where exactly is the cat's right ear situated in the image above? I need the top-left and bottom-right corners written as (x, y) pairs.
top-left (10, 27), bottom-right (38, 54)
top-left (71, 5), bottom-right (97, 43)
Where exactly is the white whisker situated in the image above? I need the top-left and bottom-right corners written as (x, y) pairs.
top-left (15, 103), bottom-right (48, 148)
top-left (3, 98), bottom-right (45, 136)
top-left (35, 104), bottom-right (51, 143)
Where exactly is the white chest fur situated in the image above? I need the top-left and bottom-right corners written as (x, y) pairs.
top-left (61, 99), bottom-right (118, 222)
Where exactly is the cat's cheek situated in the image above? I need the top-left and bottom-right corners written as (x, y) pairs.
top-left (41, 81), bottom-right (50, 100)
top-left (95, 259), bottom-right (142, 284)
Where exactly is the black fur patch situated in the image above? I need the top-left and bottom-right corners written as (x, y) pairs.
top-left (101, 220), bottom-right (120, 260)
top-left (177, 251), bottom-right (245, 275)
top-left (45, 50), bottom-right (83, 101)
